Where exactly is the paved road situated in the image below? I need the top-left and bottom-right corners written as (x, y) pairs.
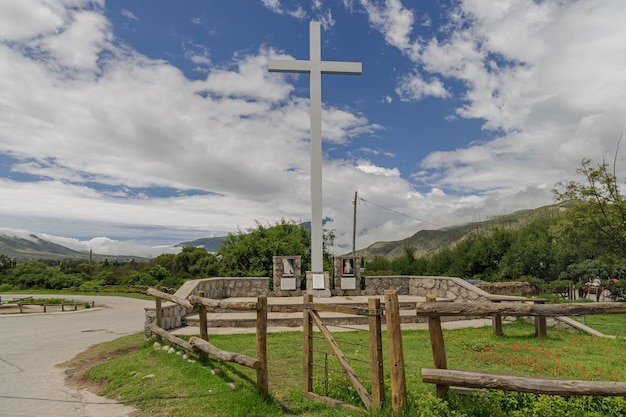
top-left (0, 294), bottom-right (153, 417)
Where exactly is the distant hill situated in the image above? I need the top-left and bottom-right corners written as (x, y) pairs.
top-left (178, 236), bottom-right (226, 252)
top-left (0, 233), bottom-right (88, 260)
top-left (0, 232), bottom-right (147, 262)
top-left (353, 202), bottom-right (571, 261)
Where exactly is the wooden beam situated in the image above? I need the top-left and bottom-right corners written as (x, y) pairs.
top-left (147, 323), bottom-right (193, 351)
top-left (368, 297), bottom-right (384, 410)
top-left (147, 288), bottom-right (193, 309)
top-left (306, 303), bottom-right (380, 316)
top-left (190, 337), bottom-right (261, 370)
top-left (303, 295), bottom-right (314, 394)
top-left (416, 301), bottom-right (626, 317)
top-left (256, 296), bottom-right (269, 396)
top-left (384, 290), bottom-right (407, 414)
top-left (303, 392), bottom-right (364, 413)
top-left (422, 368), bottom-right (626, 396)
top-left (188, 295), bottom-right (258, 311)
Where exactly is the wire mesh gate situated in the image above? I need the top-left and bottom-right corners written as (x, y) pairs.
top-left (302, 294), bottom-right (385, 411)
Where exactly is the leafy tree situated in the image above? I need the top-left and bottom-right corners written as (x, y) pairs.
top-left (218, 219), bottom-right (311, 277)
top-left (174, 246), bottom-right (215, 278)
top-left (553, 157), bottom-right (626, 258)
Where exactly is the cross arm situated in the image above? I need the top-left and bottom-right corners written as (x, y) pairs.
top-left (320, 61), bottom-right (362, 75)
top-left (268, 59), bottom-right (311, 74)
top-left (268, 59), bottom-right (362, 75)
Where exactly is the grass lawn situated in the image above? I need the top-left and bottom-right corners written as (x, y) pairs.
top-left (67, 319), bottom-right (626, 417)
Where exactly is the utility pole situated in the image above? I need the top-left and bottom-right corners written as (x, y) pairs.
top-left (352, 191), bottom-right (358, 256)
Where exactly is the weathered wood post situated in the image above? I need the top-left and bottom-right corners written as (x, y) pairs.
top-left (197, 291), bottom-right (208, 342)
top-left (534, 299), bottom-right (547, 338)
top-left (303, 294), bottom-right (314, 395)
top-left (155, 296), bottom-right (163, 342)
top-left (368, 297), bottom-right (384, 410)
top-left (384, 290), bottom-right (406, 413)
top-left (18, 302), bottom-right (23, 314)
top-left (256, 296), bottom-right (269, 396)
top-left (492, 299), bottom-right (503, 336)
top-left (426, 294), bottom-right (449, 399)
top-left (42, 300), bottom-right (46, 313)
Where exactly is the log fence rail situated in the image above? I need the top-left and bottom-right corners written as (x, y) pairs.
top-left (146, 287), bottom-right (268, 395)
top-left (416, 297), bottom-right (626, 400)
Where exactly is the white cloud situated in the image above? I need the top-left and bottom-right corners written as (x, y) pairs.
top-left (356, 162), bottom-right (400, 177)
top-left (359, 0), bottom-right (418, 58)
top-left (396, 70), bottom-right (449, 101)
top-left (121, 9), bottom-right (138, 20)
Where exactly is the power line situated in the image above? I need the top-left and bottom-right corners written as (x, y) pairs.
top-left (358, 197), bottom-right (444, 229)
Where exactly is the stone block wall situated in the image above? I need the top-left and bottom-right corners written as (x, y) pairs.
top-left (475, 281), bottom-right (538, 297)
top-left (363, 275), bottom-right (491, 302)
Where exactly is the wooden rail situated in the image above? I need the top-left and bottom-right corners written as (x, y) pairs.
top-left (147, 288), bottom-right (268, 395)
top-left (417, 297), bottom-right (626, 399)
top-left (422, 368), bottom-right (626, 397)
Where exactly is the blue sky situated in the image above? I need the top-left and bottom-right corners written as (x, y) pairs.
top-left (1, 0), bottom-right (625, 257)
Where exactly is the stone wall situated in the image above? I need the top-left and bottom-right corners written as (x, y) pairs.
top-left (363, 275), bottom-right (492, 302)
top-left (476, 281), bottom-right (538, 297)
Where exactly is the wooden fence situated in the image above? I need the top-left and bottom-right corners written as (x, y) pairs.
top-left (302, 294), bottom-right (386, 412)
top-left (415, 297), bottom-right (626, 400)
top-left (301, 291), bottom-right (409, 413)
top-left (146, 288), bottom-right (268, 395)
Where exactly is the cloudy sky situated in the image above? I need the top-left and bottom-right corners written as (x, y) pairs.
top-left (1, 0), bottom-right (625, 257)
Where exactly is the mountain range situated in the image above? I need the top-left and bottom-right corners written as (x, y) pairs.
top-left (0, 204), bottom-right (568, 262)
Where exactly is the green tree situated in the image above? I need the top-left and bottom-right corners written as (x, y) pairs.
top-left (553, 157), bottom-right (626, 258)
top-left (174, 246), bottom-right (211, 278)
top-left (218, 219), bottom-right (311, 277)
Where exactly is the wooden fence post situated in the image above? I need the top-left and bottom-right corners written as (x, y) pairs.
top-left (384, 290), bottom-right (406, 414)
top-left (197, 291), bottom-right (208, 342)
top-left (368, 297), bottom-right (384, 410)
top-left (492, 299), bottom-right (503, 336)
top-left (303, 294), bottom-right (314, 395)
top-left (534, 299), bottom-right (547, 338)
top-left (155, 297), bottom-right (163, 342)
top-left (426, 294), bottom-right (448, 399)
top-left (256, 296), bottom-right (269, 396)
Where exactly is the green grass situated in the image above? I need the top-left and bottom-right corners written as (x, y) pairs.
top-left (570, 314), bottom-right (626, 338)
top-left (81, 320), bottom-right (626, 417)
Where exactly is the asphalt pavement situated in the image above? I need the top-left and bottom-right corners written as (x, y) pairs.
top-left (0, 294), bottom-right (153, 417)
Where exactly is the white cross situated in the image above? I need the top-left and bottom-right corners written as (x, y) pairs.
top-left (269, 21), bottom-right (362, 273)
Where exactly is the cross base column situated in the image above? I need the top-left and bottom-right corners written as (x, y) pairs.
top-left (306, 271), bottom-right (331, 297)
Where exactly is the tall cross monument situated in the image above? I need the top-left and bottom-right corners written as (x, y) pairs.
top-left (269, 22), bottom-right (362, 273)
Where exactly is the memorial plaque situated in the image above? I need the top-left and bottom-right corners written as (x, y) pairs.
top-left (281, 277), bottom-right (297, 290)
top-left (312, 273), bottom-right (325, 289)
top-left (341, 277), bottom-right (356, 290)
